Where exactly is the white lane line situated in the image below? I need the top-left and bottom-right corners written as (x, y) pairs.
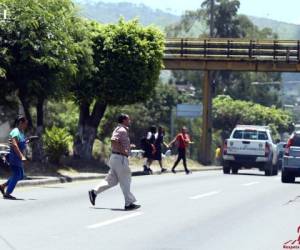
top-left (189, 190), bottom-right (221, 200)
top-left (87, 212), bottom-right (143, 229)
top-left (242, 182), bottom-right (260, 186)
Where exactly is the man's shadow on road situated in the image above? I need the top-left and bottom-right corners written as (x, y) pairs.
top-left (90, 207), bottom-right (125, 212)
top-left (2, 197), bottom-right (38, 201)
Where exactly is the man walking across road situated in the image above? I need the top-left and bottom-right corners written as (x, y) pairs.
top-left (88, 114), bottom-right (140, 210)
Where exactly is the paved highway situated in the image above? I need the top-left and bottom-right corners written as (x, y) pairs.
top-left (0, 170), bottom-right (299, 250)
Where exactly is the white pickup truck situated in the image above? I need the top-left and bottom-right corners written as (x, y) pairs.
top-left (222, 125), bottom-right (277, 176)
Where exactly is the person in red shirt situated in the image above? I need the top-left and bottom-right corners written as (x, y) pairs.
top-left (168, 126), bottom-right (192, 174)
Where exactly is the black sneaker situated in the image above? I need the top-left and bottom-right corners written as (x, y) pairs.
top-left (124, 203), bottom-right (141, 211)
top-left (185, 170), bottom-right (191, 175)
top-left (3, 194), bottom-right (16, 200)
top-left (161, 168), bottom-right (167, 173)
top-left (0, 185), bottom-right (5, 196)
top-left (143, 166), bottom-right (153, 175)
top-left (88, 190), bottom-right (97, 206)
top-left (171, 168), bottom-right (176, 174)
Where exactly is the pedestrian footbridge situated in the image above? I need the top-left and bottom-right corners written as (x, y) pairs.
top-left (163, 38), bottom-right (300, 165)
top-left (163, 38), bottom-right (300, 72)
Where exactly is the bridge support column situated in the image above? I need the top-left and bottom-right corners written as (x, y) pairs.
top-left (200, 70), bottom-right (212, 165)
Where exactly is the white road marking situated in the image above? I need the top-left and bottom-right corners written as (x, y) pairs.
top-left (189, 191), bottom-right (221, 200)
top-left (87, 212), bottom-right (143, 229)
top-left (242, 182), bottom-right (260, 186)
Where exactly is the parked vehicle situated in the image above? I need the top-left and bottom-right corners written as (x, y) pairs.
top-left (222, 125), bottom-right (277, 175)
top-left (281, 132), bottom-right (300, 183)
top-left (0, 143), bottom-right (10, 171)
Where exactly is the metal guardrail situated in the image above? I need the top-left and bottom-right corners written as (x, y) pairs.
top-left (165, 39), bottom-right (300, 62)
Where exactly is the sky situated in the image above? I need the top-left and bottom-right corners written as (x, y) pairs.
top-left (86, 0), bottom-right (300, 25)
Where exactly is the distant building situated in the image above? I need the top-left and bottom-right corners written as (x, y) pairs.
top-left (175, 83), bottom-right (196, 97)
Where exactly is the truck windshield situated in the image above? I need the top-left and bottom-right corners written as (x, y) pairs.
top-left (233, 130), bottom-right (268, 140)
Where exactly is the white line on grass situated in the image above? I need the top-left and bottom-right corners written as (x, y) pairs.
top-left (87, 212), bottom-right (143, 229)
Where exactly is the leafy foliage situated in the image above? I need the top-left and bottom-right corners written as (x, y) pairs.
top-left (71, 19), bottom-right (164, 106)
top-left (45, 100), bottom-right (79, 136)
top-left (70, 18), bottom-right (165, 159)
top-left (212, 95), bottom-right (294, 139)
top-left (43, 126), bottom-right (72, 164)
top-left (99, 82), bottom-right (187, 145)
top-left (0, 0), bottom-right (91, 129)
top-left (1, 0), bottom-right (79, 98)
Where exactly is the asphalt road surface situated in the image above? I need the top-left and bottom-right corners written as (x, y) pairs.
top-left (0, 169), bottom-right (299, 250)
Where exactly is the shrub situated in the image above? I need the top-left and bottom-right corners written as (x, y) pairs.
top-left (43, 126), bottom-right (72, 164)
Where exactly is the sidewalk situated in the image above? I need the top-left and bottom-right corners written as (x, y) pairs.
top-left (0, 164), bottom-right (222, 188)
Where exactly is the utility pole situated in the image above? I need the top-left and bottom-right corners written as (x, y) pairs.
top-left (200, 71), bottom-right (212, 165)
top-left (200, 0), bottom-right (214, 165)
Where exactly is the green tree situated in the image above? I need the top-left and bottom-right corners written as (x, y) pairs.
top-left (0, 0), bottom-right (81, 160)
top-left (43, 126), bottom-right (72, 164)
top-left (216, 0), bottom-right (242, 37)
top-left (99, 82), bottom-right (187, 146)
top-left (212, 95), bottom-right (294, 140)
top-left (45, 100), bottom-right (79, 137)
top-left (221, 72), bottom-right (282, 107)
top-left (201, 0), bottom-right (216, 37)
top-left (70, 19), bottom-right (164, 160)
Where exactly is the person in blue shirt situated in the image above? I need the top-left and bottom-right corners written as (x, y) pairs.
top-left (0, 116), bottom-right (28, 199)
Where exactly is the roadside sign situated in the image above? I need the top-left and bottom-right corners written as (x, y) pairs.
top-left (176, 104), bottom-right (203, 118)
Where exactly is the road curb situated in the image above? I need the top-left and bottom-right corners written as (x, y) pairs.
top-left (132, 167), bottom-right (222, 176)
top-left (16, 174), bottom-right (105, 188)
top-left (6, 167), bottom-right (222, 188)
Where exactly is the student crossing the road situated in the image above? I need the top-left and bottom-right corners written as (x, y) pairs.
top-left (168, 126), bottom-right (193, 174)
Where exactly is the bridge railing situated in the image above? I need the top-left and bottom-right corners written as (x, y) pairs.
top-left (165, 39), bottom-right (300, 62)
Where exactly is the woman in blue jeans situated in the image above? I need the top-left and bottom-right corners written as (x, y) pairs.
top-left (0, 116), bottom-right (28, 199)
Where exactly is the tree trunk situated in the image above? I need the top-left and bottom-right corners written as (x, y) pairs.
top-left (209, 0), bottom-right (215, 37)
top-left (18, 91), bottom-right (33, 128)
top-left (31, 97), bottom-right (45, 162)
top-left (73, 101), bottom-right (107, 160)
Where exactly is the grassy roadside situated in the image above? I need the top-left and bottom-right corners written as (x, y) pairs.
top-left (0, 155), bottom-right (219, 180)
top-left (129, 155), bottom-right (215, 172)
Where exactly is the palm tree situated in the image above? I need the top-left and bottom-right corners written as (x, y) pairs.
top-left (201, 0), bottom-right (216, 37)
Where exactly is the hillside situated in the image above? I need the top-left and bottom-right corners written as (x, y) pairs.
top-left (75, 1), bottom-right (300, 40)
top-left (75, 1), bottom-right (180, 28)
top-left (249, 16), bottom-right (300, 40)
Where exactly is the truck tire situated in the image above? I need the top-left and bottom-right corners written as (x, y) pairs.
top-left (276, 160), bottom-right (282, 171)
top-left (222, 161), bottom-right (231, 174)
top-left (281, 170), bottom-right (295, 183)
top-left (264, 161), bottom-right (273, 176)
top-left (231, 165), bottom-right (239, 174)
top-left (272, 164), bottom-right (278, 176)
